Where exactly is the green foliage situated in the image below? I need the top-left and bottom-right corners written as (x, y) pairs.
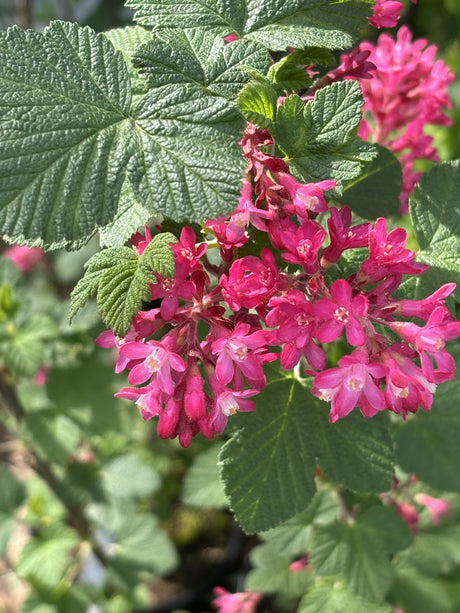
top-left (341, 144), bottom-right (402, 219)
top-left (126, 0), bottom-right (372, 51)
top-left (220, 366), bottom-right (394, 533)
top-left (69, 232), bottom-right (176, 336)
top-left (410, 160), bottom-right (460, 301)
top-left (274, 82), bottom-right (377, 188)
top-left (0, 464), bottom-right (26, 555)
top-left (299, 581), bottom-right (393, 613)
top-left (267, 48), bottom-right (336, 95)
top-left (237, 72), bottom-right (278, 131)
top-left (182, 444), bottom-right (228, 509)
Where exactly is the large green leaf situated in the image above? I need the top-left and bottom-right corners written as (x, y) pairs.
top-left (219, 370), bottom-right (318, 533)
top-left (409, 160), bottom-right (460, 301)
top-left (0, 21), bottom-right (134, 249)
top-left (0, 21), bottom-right (249, 248)
top-left (182, 444), bottom-right (228, 509)
top-left (395, 371), bottom-right (460, 492)
top-left (219, 366), bottom-right (394, 533)
top-left (127, 0), bottom-right (372, 51)
top-left (101, 454), bottom-right (161, 499)
top-left (274, 82), bottom-right (376, 189)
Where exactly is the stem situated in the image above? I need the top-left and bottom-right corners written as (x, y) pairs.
top-left (16, 0), bottom-right (32, 29)
top-left (0, 373), bottom-right (108, 566)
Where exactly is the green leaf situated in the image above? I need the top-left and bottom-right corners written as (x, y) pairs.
top-left (133, 28), bottom-right (269, 99)
top-left (104, 26), bottom-right (153, 104)
top-left (22, 410), bottom-right (82, 466)
top-left (69, 232), bottom-right (176, 336)
top-left (311, 515), bottom-right (394, 602)
top-left (391, 568), bottom-right (455, 613)
top-left (0, 314), bottom-right (57, 377)
top-left (101, 454), bottom-right (161, 499)
top-left (182, 444), bottom-right (228, 509)
top-left (237, 75), bottom-right (278, 130)
top-left (247, 541), bottom-right (313, 597)
top-left (410, 160), bottom-right (460, 301)
top-left (395, 373), bottom-right (460, 492)
top-left (127, 0), bottom-right (372, 51)
top-left (299, 581), bottom-right (392, 613)
top-left (0, 464), bottom-right (26, 555)
top-left (274, 82), bottom-right (377, 189)
top-left (0, 21), bottom-right (134, 249)
top-left (108, 514), bottom-right (179, 590)
top-left (267, 48), bottom-right (335, 95)
top-left (341, 144), bottom-right (402, 219)
top-left (308, 406), bottom-right (395, 494)
top-left (98, 179), bottom-right (150, 248)
top-left (219, 369), bottom-right (317, 533)
top-left (219, 366), bottom-right (394, 533)
top-left (16, 524), bottom-right (79, 588)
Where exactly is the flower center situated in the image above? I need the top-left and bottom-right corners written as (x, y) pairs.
top-left (297, 240), bottom-right (312, 257)
top-left (145, 352), bottom-right (161, 372)
top-left (296, 313), bottom-right (310, 326)
top-left (180, 247), bottom-right (193, 260)
top-left (162, 278), bottom-right (174, 291)
top-left (334, 306), bottom-right (349, 323)
top-left (346, 377), bottom-right (364, 391)
top-left (219, 394), bottom-right (239, 416)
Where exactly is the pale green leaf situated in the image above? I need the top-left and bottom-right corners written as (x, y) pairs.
top-left (0, 465), bottom-right (26, 555)
top-left (311, 519), bottom-right (393, 602)
top-left (341, 144), bottom-right (402, 219)
top-left (69, 233), bottom-right (176, 336)
top-left (274, 82), bottom-right (377, 189)
top-left (16, 525), bottom-right (79, 588)
top-left (101, 454), bottom-right (161, 499)
top-left (237, 76), bottom-right (278, 130)
top-left (108, 514), bottom-right (179, 590)
top-left (182, 445), bottom-right (228, 508)
top-left (410, 160), bottom-right (460, 301)
top-left (22, 410), bottom-right (82, 466)
top-left (299, 581), bottom-right (392, 613)
top-left (0, 21), bottom-right (134, 249)
top-left (127, 0), bottom-right (372, 51)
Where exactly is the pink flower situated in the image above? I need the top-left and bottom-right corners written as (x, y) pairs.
top-left (149, 264), bottom-right (196, 320)
top-left (393, 500), bottom-right (419, 534)
top-left (289, 555), bottom-right (310, 572)
top-left (321, 206), bottom-right (371, 266)
top-left (276, 219), bottom-right (326, 273)
top-left (120, 340), bottom-right (186, 392)
top-left (33, 365), bottom-right (48, 387)
top-left (211, 387), bottom-right (258, 434)
top-left (211, 323), bottom-right (268, 389)
top-left (4, 244), bottom-right (45, 272)
top-left (314, 280), bottom-right (368, 346)
top-left (212, 588), bottom-right (261, 613)
top-left (312, 350), bottom-right (387, 422)
top-left (414, 493), bottom-right (451, 525)
top-left (275, 173), bottom-right (335, 218)
top-left (369, 0), bottom-right (403, 29)
top-left (220, 249), bottom-right (285, 312)
top-left (172, 226), bottom-right (207, 273)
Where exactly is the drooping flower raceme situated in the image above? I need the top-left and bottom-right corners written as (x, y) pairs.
top-left (96, 36), bottom-right (459, 446)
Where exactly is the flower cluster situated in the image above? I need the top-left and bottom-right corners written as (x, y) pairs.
top-left (98, 112), bottom-right (460, 447)
top-left (348, 25), bottom-right (454, 211)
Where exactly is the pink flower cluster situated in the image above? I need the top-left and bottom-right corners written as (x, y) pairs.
top-left (369, 0), bottom-right (416, 30)
top-left (97, 118), bottom-right (460, 447)
top-left (349, 26), bottom-right (454, 211)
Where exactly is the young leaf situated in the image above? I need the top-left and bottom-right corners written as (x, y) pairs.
top-left (409, 160), bottom-right (460, 301)
top-left (69, 232), bottom-right (176, 336)
top-left (0, 22), bottom-right (135, 249)
top-left (274, 82), bottom-right (377, 189)
top-left (237, 76), bottom-right (278, 130)
top-left (267, 48), bottom-right (335, 95)
top-left (127, 0), bottom-right (372, 52)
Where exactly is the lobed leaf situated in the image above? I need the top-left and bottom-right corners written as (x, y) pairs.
top-left (274, 81), bottom-right (377, 189)
top-left (127, 0), bottom-right (372, 51)
top-left (409, 160), bottom-right (460, 301)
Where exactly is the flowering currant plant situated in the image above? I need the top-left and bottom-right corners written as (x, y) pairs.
top-left (1, 0), bottom-right (460, 610)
